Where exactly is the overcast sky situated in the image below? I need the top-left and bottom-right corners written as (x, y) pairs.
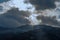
top-left (0, 0), bottom-right (60, 26)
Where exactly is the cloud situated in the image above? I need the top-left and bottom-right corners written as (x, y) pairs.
top-left (0, 8), bottom-right (30, 28)
top-left (0, 0), bottom-right (60, 26)
top-left (0, 6), bottom-right (3, 12)
top-left (0, 0), bottom-right (10, 3)
top-left (7, 0), bottom-right (35, 12)
top-left (37, 15), bottom-right (60, 26)
top-left (29, 0), bottom-right (57, 10)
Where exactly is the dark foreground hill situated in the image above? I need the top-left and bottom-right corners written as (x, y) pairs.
top-left (0, 25), bottom-right (60, 40)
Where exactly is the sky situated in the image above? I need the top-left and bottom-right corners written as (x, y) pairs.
top-left (8, 0), bottom-right (35, 11)
top-left (0, 0), bottom-right (60, 26)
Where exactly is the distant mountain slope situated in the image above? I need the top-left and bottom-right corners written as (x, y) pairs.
top-left (0, 25), bottom-right (60, 40)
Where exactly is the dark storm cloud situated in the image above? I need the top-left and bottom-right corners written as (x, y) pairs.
top-left (37, 15), bottom-right (60, 26)
top-left (0, 0), bottom-right (10, 3)
top-left (0, 6), bottom-right (3, 12)
top-left (56, 0), bottom-right (60, 2)
top-left (29, 0), bottom-right (57, 10)
top-left (0, 8), bottom-right (30, 28)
